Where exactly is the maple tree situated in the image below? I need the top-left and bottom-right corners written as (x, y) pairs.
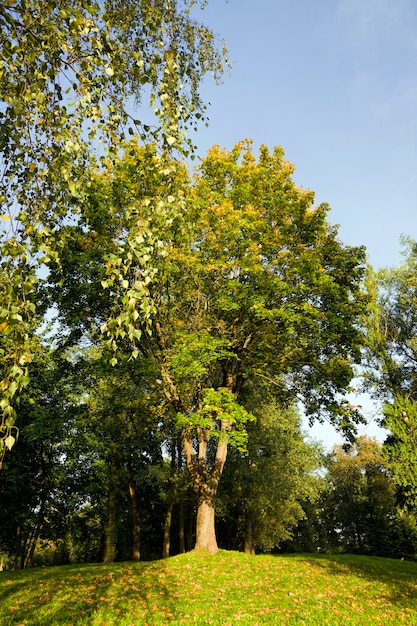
top-left (111, 140), bottom-right (367, 552)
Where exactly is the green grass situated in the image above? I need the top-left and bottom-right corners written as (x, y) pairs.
top-left (1, 551), bottom-right (417, 625)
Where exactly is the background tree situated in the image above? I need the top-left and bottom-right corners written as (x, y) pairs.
top-left (365, 239), bottom-right (417, 509)
top-left (86, 358), bottom-right (167, 563)
top-left (41, 143), bottom-right (192, 561)
top-left (217, 398), bottom-right (322, 554)
top-left (0, 340), bottom-right (79, 568)
top-left (318, 436), bottom-right (417, 557)
top-left (0, 341), bottom-right (178, 567)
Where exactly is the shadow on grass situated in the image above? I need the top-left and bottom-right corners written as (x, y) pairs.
top-left (0, 560), bottom-right (176, 625)
top-left (282, 553), bottom-right (417, 610)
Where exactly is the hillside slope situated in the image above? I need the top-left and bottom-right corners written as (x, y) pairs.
top-left (1, 551), bottom-right (416, 625)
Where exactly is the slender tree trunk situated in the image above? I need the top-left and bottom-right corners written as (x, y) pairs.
top-left (179, 492), bottom-right (185, 553)
top-left (24, 514), bottom-right (44, 568)
top-left (14, 526), bottom-right (21, 570)
top-left (128, 465), bottom-right (140, 561)
top-left (163, 443), bottom-right (178, 559)
top-left (163, 500), bottom-right (173, 558)
top-left (103, 457), bottom-right (117, 563)
top-left (354, 521), bottom-right (364, 552)
top-left (104, 487), bottom-right (117, 562)
top-left (186, 495), bottom-right (194, 552)
top-left (244, 512), bottom-right (255, 554)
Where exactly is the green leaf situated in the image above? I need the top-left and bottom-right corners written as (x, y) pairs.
top-left (4, 435), bottom-right (15, 450)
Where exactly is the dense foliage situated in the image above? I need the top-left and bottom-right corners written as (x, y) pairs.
top-left (0, 139), bottom-right (381, 566)
top-left (316, 437), bottom-right (417, 558)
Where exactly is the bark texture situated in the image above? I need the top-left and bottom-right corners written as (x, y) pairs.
top-left (195, 499), bottom-right (217, 553)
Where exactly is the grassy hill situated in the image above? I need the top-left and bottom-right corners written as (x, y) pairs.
top-left (1, 550), bottom-right (417, 625)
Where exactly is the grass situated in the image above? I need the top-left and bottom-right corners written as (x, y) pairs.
top-left (0, 551), bottom-right (417, 625)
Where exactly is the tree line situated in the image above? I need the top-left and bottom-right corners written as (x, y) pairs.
top-left (1, 1), bottom-right (417, 569)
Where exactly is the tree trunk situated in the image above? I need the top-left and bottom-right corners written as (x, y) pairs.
top-left (190, 437), bottom-right (229, 554)
top-left (244, 512), bottom-right (256, 554)
top-left (163, 500), bottom-right (173, 559)
top-left (179, 492), bottom-right (185, 553)
top-left (185, 495), bottom-right (194, 552)
top-left (103, 458), bottom-right (117, 563)
top-left (163, 446), bottom-right (177, 559)
top-left (24, 515), bottom-right (44, 568)
top-left (354, 521), bottom-right (364, 552)
top-left (194, 495), bottom-right (218, 553)
top-left (14, 526), bottom-right (22, 570)
top-left (128, 466), bottom-right (140, 561)
top-left (162, 357), bottom-right (235, 555)
top-left (103, 488), bottom-right (117, 562)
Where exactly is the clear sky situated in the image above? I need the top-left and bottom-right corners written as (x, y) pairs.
top-left (188, 0), bottom-right (417, 448)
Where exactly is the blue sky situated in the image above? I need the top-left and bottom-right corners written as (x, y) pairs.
top-left (191, 0), bottom-right (417, 270)
top-left (188, 0), bottom-right (417, 448)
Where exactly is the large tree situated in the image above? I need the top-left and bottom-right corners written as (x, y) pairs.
top-left (0, 0), bottom-right (226, 463)
top-left (113, 141), bottom-right (368, 552)
top-left (44, 141), bottom-right (368, 553)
